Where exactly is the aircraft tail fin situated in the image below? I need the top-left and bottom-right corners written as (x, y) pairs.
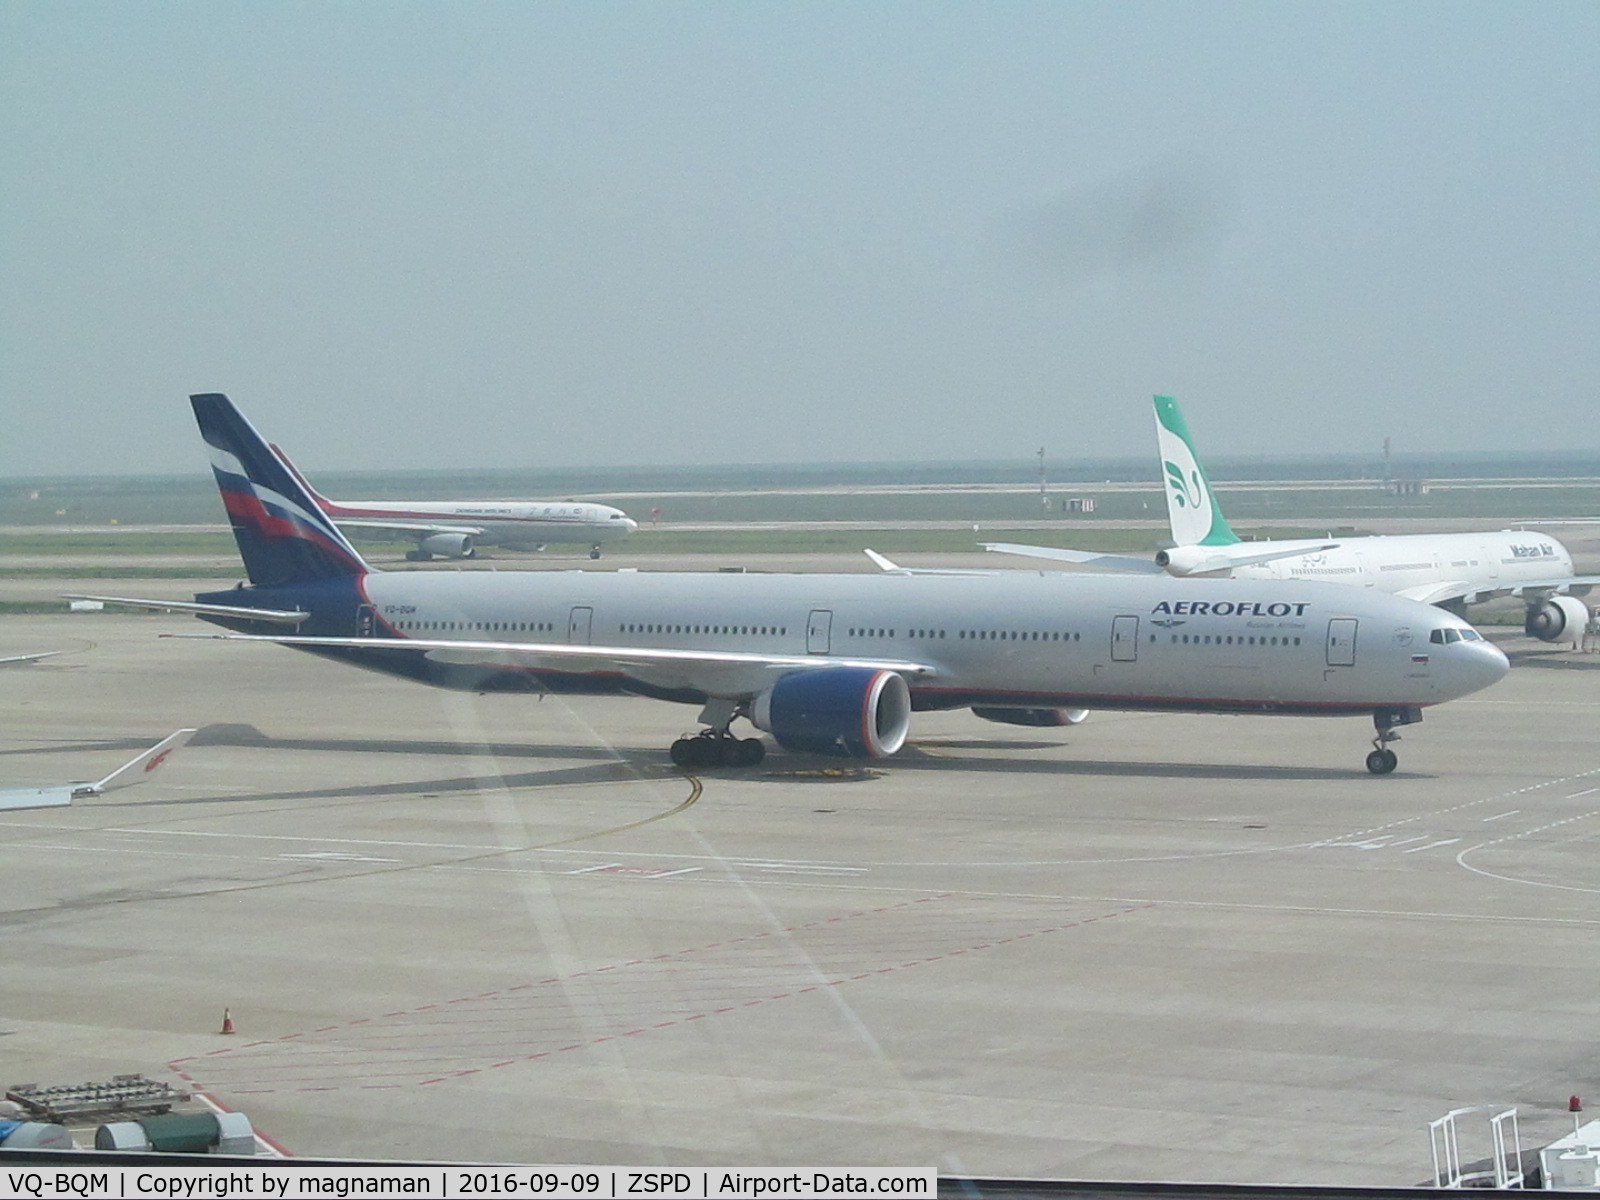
top-left (191, 394), bottom-right (370, 586)
top-left (84, 728), bottom-right (197, 795)
top-left (1152, 395), bottom-right (1240, 547)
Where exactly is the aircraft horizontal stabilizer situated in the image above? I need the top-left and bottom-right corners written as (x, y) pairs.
top-left (980, 543), bottom-right (1167, 573)
top-left (0, 651), bottom-right (63, 666)
top-left (1207, 541), bottom-right (1340, 569)
top-left (863, 549), bottom-right (1000, 577)
top-left (64, 594), bottom-right (310, 625)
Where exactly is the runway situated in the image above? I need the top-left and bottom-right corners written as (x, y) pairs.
top-left (2, 582), bottom-right (1598, 1186)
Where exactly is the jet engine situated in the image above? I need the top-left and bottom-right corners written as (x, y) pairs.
top-left (971, 706), bottom-right (1090, 727)
top-left (1524, 595), bottom-right (1590, 643)
top-left (1154, 545), bottom-right (1232, 577)
top-left (417, 532), bottom-right (476, 559)
top-left (750, 667), bottom-right (911, 758)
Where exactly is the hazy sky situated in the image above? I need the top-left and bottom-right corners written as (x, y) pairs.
top-left (3, 1), bottom-right (1597, 477)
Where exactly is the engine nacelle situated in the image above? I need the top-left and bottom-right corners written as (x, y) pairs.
top-left (971, 706), bottom-right (1090, 728)
top-left (1154, 545), bottom-right (1233, 577)
top-left (418, 532), bottom-right (476, 559)
top-left (750, 667), bottom-right (911, 758)
top-left (1525, 595), bottom-right (1589, 643)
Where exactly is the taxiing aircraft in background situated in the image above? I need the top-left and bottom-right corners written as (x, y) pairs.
top-left (69, 394), bottom-right (1510, 775)
top-left (269, 443), bottom-right (637, 560)
top-left (0, 729), bottom-right (195, 812)
top-left (986, 395), bottom-right (1599, 647)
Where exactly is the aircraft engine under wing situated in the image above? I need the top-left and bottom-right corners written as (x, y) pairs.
top-left (750, 666), bottom-right (912, 757)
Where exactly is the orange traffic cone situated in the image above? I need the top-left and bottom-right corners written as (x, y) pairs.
top-left (219, 1008), bottom-right (236, 1035)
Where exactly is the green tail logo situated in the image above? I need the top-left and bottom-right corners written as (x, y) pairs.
top-left (1165, 459), bottom-right (1203, 510)
top-left (1152, 395), bottom-right (1239, 547)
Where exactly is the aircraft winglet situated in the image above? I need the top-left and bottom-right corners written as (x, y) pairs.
top-left (82, 728), bottom-right (198, 795)
top-left (0, 730), bottom-right (196, 812)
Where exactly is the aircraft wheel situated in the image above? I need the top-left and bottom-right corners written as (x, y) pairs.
top-left (589, 547), bottom-right (602, 559)
top-left (733, 737), bottom-right (765, 767)
top-left (1366, 748), bottom-right (1398, 775)
top-left (671, 736), bottom-right (722, 768)
top-left (404, 549), bottom-right (432, 562)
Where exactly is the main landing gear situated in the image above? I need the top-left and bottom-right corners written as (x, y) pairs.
top-left (1366, 705), bottom-right (1421, 775)
top-left (669, 698), bottom-right (765, 769)
top-left (589, 544), bottom-right (602, 559)
top-left (670, 732), bottom-right (765, 768)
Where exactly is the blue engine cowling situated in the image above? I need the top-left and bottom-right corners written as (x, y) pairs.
top-left (751, 667), bottom-right (912, 758)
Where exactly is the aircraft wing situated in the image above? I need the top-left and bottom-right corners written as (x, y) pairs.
top-left (0, 729), bottom-right (195, 812)
top-left (0, 786), bottom-right (75, 812)
top-left (982, 540), bottom-right (1340, 574)
top-left (1397, 575), bottom-right (1600, 607)
top-left (63, 594), bottom-right (311, 625)
top-left (332, 518), bottom-right (487, 538)
top-left (980, 542), bottom-right (1167, 573)
top-left (0, 651), bottom-right (62, 666)
top-left (1210, 541), bottom-right (1341, 569)
top-left (1394, 581), bottom-right (1480, 606)
top-left (171, 632), bottom-right (937, 699)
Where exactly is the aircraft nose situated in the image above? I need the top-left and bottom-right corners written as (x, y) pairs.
top-left (622, 516), bottom-right (639, 533)
top-left (1459, 638), bottom-right (1510, 692)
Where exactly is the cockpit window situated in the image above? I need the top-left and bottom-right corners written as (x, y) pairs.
top-left (1430, 627), bottom-right (1477, 644)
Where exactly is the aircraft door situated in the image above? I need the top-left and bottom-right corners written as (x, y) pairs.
top-left (356, 605), bottom-right (376, 637)
top-left (806, 609), bottom-right (833, 654)
top-left (1326, 618), bottom-right (1357, 666)
top-left (567, 606), bottom-right (593, 644)
top-left (1111, 615), bottom-right (1139, 662)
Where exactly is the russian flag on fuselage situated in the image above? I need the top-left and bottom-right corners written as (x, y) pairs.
top-left (191, 393), bottom-right (368, 587)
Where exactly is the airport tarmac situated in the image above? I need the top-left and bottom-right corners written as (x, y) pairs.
top-left (2, 580), bottom-right (1598, 1187)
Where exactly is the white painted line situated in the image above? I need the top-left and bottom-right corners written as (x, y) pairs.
top-left (1482, 810), bottom-right (1521, 822)
top-left (567, 862), bottom-right (623, 874)
top-left (651, 867), bottom-right (704, 878)
top-left (281, 852), bottom-right (401, 863)
top-left (744, 864), bottom-right (871, 875)
top-left (1404, 839), bottom-right (1461, 854)
top-left (1566, 788), bottom-right (1598, 799)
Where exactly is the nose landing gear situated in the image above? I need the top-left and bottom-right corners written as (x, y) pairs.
top-left (1366, 705), bottom-right (1421, 774)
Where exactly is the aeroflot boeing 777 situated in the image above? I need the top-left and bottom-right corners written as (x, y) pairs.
top-left (75, 395), bottom-right (1509, 775)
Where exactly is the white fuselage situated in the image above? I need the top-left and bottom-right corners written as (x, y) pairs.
top-left (326, 498), bottom-right (637, 547)
top-left (338, 569), bottom-right (1506, 715)
top-left (1213, 529), bottom-right (1571, 596)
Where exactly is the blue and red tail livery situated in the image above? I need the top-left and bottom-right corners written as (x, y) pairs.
top-left (191, 393), bottom-right (368, 587)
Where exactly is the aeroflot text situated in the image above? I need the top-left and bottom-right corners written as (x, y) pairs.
top-left (1151, 600), bottom-right (1311, 618)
